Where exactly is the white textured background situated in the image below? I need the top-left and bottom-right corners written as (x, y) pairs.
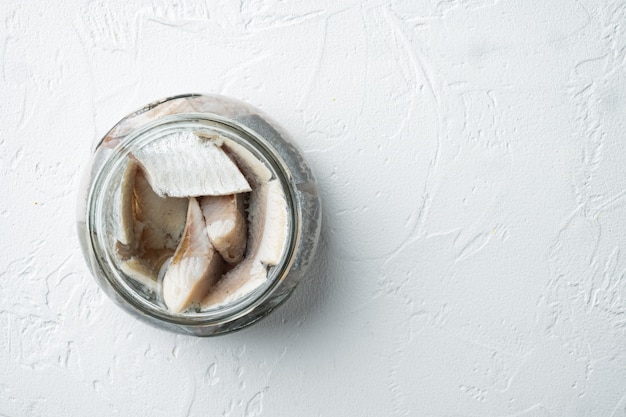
top-left (1, 0), bottom-right (626, 416)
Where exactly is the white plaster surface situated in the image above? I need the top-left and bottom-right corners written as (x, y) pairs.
top-left (1, 0), bottom-right (626, 415)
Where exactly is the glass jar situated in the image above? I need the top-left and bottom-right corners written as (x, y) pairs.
top-left (77, 94), bottom-right (321, 336)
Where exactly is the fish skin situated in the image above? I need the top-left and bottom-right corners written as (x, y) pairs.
top-left (134, 131), bottom-right (251, 198)
top-left (162, 197), bottom-right (224, 313)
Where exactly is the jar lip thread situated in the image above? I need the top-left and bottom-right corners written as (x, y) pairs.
top-left (86, 112), bottom-right (302, 326)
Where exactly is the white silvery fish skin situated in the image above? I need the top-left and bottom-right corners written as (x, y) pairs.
top-left (162, 197), bottom-right (224, 313)
top-left (134, 131), bottom-right (252, 198)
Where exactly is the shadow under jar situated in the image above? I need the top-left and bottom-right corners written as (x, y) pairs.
top-left (77, 94), bottom-right (321, 336)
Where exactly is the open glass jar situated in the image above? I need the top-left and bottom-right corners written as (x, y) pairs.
top-left (77, 94), bottom-right (321, 336)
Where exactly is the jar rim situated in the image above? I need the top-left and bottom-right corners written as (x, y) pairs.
top-left (85, 112), bottom-right (301, 327)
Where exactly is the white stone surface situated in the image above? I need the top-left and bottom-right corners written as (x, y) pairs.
top-left (1, 0), bottom-right (626, 415)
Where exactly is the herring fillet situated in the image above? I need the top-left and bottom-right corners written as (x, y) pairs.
top-left (162, 197), bottom-right (224, 313)
top-left (200, 194), bottom-right (247, 264)
top-left (253, 180), bottom-right (289, 266)
top-left (133, 131), bottom-right (251, 197)
top-left (116, 160), bottom-right (187, 289)
top-left (201, 180), bottom-right (289, 309)
top-left (244, 180), bottom-right (289, 266)
top-left (133, 170), bottom-right (188, 251)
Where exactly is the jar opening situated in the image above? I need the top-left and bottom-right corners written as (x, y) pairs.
top-left (86, 113), bottom-right (301, 326)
